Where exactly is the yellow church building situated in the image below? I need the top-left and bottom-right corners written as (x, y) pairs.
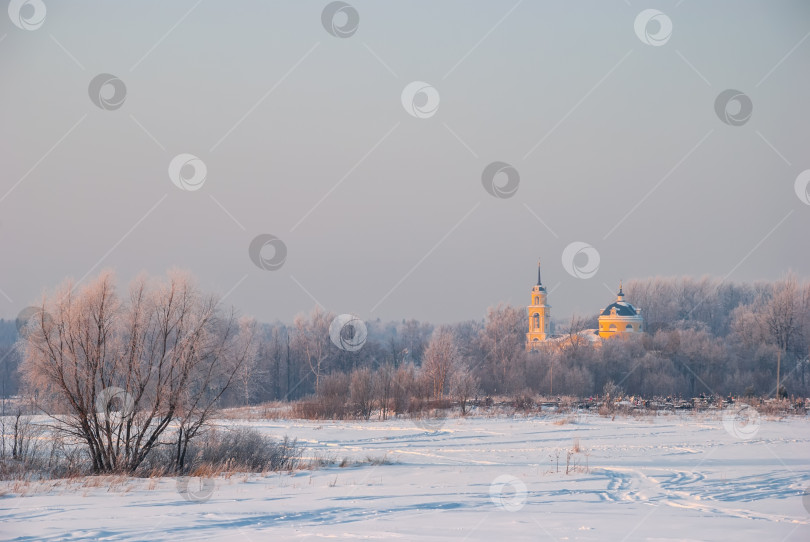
top-left (597, 283), bottom-right (644, 338)
top-left (526, 260), bottom-right (551, 350)
top-left (525, 261), bottom-right (643, 350)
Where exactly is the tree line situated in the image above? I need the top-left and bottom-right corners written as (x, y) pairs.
top-left (227, 274), bottom-right (809, 406)
top-left (2, 271), bottom-right (808, 473)
top-left (4, 273), bottom-right (810, 406)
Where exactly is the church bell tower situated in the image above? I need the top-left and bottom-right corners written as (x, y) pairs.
top-left (526, 259), bottom-right (551, 350)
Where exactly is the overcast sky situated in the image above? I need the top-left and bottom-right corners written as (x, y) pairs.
top-left (1, 0), bottom-right (809, 324)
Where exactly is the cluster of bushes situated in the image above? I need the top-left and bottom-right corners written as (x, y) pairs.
top-left (291, 364), bottom-right (458, 420)
top-left (0, 412), bottom-right (86, 480)
top-left (136, 428), bottom-right (301, 477)
top-left (0, 414), bottom-right (301, 481)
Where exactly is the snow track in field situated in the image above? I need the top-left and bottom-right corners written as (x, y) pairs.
top-left (2, 414), bottom-right (809, 541)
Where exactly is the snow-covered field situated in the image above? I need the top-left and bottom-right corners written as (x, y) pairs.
top-left (2, 412), bottom-right (809, 541)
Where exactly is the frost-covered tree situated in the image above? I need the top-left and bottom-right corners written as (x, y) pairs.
top-left (478, 304), bottom-right (525, 394)
top-left (19, 270), bottom-right (256, 474)
top-left (450, 365), bottom-right (479, 414)
top-left (350, 367), bottom-right (374, 420)
top-left (421, 327), bottom-right (459, 400)
top-left (373, 363), bottom-right (394, 420)
top-left (292, 307), bottom-right (334, 394)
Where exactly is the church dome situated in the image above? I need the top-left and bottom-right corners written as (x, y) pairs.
top-left (597, 283), bottom-right (644, 339)
top-left (600, 301), bottom-right (639, 317)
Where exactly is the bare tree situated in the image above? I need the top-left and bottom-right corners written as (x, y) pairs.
top-left (373, 363), bottom-right (394, 420)
top-left (268, 327), bottom-right (282, 400)
top-left (479, 305), bottom-right (524, 394)
top-left (450, 364), bottom-right (479, 415)
top-left (399, 319), bottom-right (433, 364)
top-left (293, 307), bottom-right (334, 394)
top-left (759, 276), bottom-right (803, 397)
top-left (0, 346), bottom-right (20, 416)
top-left (422, 327), bottom-right (459, 400)
top-left (173, 312), bottom-right (258, 472)
top-left (761, 276), bottom-right (802, 356)
top-left (350, 367), bottom-right (374, 420)
top-left (561, 315), bottom-right (591, 356)
top-left (19, 270), bottom-right (256, 474)
top-left (391, 363), bottom-right (416, 414)
top-left (235, 341), bottom-right (264, 406)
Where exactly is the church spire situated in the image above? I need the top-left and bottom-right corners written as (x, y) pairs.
top-left (537, 258), bottom-right (542, 286)
top-left (534, 259), bottom-right (546, 292)
top-left (527, 258), bottom-right (551, 350)
top-left (617, 281), bottom-right (624, 301)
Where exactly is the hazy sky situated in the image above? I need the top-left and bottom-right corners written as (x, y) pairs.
top-left (1, 1), bottom-right (809, 324)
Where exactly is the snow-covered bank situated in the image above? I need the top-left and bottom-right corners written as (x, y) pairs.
top-left (2, 414), bottom-right (809, 541)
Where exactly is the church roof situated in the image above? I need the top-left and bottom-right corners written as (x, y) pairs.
top-left (600, 301), bottom-right (639, 317)
top-left (535, 259), bottom-right (546, 290)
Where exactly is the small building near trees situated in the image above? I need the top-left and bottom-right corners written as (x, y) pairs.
top-left (526, 261), bottom-right (644, 350)
top-left (597, 283), bottom-right (643, 338)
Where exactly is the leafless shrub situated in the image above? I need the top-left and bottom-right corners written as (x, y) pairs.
top-left (373, 363), bottom-right (395, 421)
top-left (363, 454), bottom-right (392, 466)
top-left (450, 367), bottom-right (479, 416)
top-left (301, 372), bottom-right (351, 419)
top-left (0, 417), bottom-right (89, 481)
top-left (549, 449), bottom-right (561, 473)
top-left (598, 402), bottom-right (615, 416)
top-left (408, 397), bottom-right (452, 417)
top-left (553, 416), bottom-right (576, 426)
top-left (391, 363), bottom-right (417, 415)
top-left (336, 454), bottom-right (393, 468)
top-left (350, 367), bottom-right (374, 420)
top-left (565, 438), bottom-right (588, 474)
top-left (513, 392), bottom-right (535, 413)
top-left (137, 427), bottom-right (300, 475)
top-left (301, 451), bottom-right (336, 470)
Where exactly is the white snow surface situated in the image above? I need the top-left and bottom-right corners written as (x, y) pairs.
top-left (2, 413), bottom-right (809, 541)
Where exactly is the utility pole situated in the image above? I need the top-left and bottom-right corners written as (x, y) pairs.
top-left (776, 349), bottom-right (781, 399)
top-left (286, 332), bottom-right (292, 401)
